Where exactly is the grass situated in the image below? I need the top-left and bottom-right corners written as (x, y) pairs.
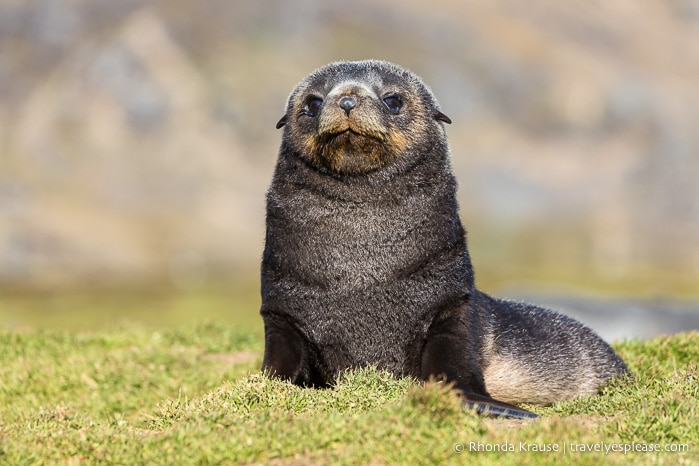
top-left (0, 320), bottom-right (697, 464)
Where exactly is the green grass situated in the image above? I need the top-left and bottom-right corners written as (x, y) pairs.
top-left (0, 322), bottom-right (697, 465)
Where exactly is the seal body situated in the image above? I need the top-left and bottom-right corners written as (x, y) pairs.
top-left (261, 60), bottom-right (628, 418)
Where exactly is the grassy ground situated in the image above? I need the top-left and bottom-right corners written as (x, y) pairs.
top-left (0, 319), bottom-right (697, 464)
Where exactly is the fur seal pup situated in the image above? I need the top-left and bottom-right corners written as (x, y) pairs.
top-left (261, 60), bottom-right (628, 419)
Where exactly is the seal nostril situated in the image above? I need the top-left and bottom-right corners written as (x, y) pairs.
top-left (339, 96), bottom-right (357, 116)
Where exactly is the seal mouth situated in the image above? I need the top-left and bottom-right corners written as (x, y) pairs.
top-left (320, 127), bottom-right (384, 145)
top-left (318, 128), bottom-right (386, 155)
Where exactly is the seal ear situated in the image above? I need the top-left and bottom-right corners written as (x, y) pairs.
top-left (435, 111), bottom-right (452, 124)
top-left (276, 115), bottom-right (288, 129)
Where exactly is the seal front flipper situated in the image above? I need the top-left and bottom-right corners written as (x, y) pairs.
top-left (461, 393), bottom-right (538, 419)
top-left (261, 315), bottom-right (325, 387)
top-left (420, 308), bottom-right (537, 419)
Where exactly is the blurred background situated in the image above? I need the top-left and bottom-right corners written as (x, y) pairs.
top-left (1, 0), bottom-right (698, 339)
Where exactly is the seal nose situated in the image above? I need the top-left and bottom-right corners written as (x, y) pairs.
top-left (338, 96), bottom-right (356, 116)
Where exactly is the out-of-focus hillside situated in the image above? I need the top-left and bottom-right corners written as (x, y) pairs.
top-left (1, 0), bottom-right (698, 294)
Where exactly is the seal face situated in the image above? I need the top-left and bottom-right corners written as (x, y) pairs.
top-left (276, 60), bottom-right (451, 175)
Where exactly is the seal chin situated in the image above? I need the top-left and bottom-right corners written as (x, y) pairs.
top-left (316, 130), bottom-right (389, 175)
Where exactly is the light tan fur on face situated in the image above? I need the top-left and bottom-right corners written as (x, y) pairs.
top-left (298, 81), bottom-right (411, 174)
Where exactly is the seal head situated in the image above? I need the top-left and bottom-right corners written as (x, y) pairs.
top-left (276, 60), bottom-right (451, 176)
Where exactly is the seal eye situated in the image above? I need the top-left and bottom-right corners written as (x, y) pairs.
top-left (383, 95), bottom-right (403, 114)
top-left (305, 96), bottom-right (323, 117)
